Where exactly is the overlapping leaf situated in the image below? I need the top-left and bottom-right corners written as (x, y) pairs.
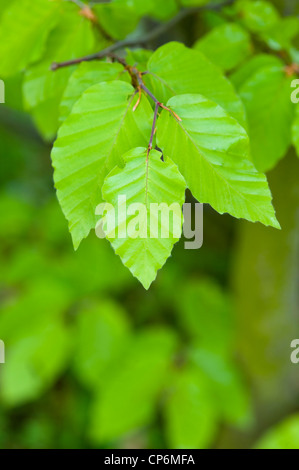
top-left (23, 4), bottom-right (97, 139)
top-left (194, 23), bottom-right (252, 72)
top-left (59, 62), bottom-right (128, 122)
top-left (51, 81), bottom-right (153, 250)
top-left (146, 42), bottom-right (247, 127)
top-left (230, 54), bottom-right (282, 89)
top-left (73, 301), bottom-right (131, 391)
top-left (164, 367), bottom-right (217, 449)
top-left (157, 93), bottom-right (280, 228)
top-left (238, 62), bottom-right (294, 171)
top-left (92, 2), bottom-right (139, 40)
top-left (0, 0), bottom-right (59, 77)
top-left (101, 148), bottom-right (186, 289)
top-left (235, 0), bottom-right (280, 33)
top-left (90, 328), bottom-right (177, 443)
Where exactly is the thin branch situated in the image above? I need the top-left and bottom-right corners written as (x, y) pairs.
top-left (51, 0), bottom-right (235, 71)
top-left (140, 84), bottom-right (158, 105)
top-left (148, 102), bottom-right (160, 155)
top-left (128, 65), bottom-right (180, 118)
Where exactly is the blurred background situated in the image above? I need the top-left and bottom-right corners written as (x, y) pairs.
top-left (0, 0), bottom-right (299, 449)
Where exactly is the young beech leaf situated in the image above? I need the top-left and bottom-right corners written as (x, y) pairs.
top-left (254, 415), bottom-right (299, 449)
top-left (235, 0), bottom-right (280, 34)
top-left (0, 0), bottom-right (59, 78)
top-left (230, 54), bottom-right (282, 90)
top-left (238, 63), bottom-right (294, 172)
top-left (92, 2), bottom-right (139, 41)
top-left (73, 301), bottom-right (131, 391)
top-left (263, 17), bottom-right (299, 52)
top-left (23, 4), bottom-right (97, 140)
top-left (164, 367), bottom-right (217, 449)
top-left (59, 62), bottom-right (129, 123)
top-left (194, 23), bottom-right (252, 72)
top-left (157, 94), bottom-right (280, 229)
top-left (51, 82), bottom-right (153, 250)
top-left (146, 42), bottom-right (247, 127)
top-left (101, 148), bottom-right (186, 289)
top-left (89, 327), bottom-right (177, 443)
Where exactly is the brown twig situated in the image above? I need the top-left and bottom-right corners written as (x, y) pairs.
top-left (51, 0), bottom-right (235, 71)
top-left (147, 102), bottom-right (160, 157)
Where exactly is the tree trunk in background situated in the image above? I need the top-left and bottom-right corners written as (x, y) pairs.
top-left (231, 151), bottom-right (299, 441)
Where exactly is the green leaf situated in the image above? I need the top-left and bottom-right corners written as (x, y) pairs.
top-left (51, 81), bottom-right (153, 249)
top-left (262, 17), bottom-right (299, 51)
top-left (0, 280), bottom-right (72, 344)
top-left (164, 367), bottom-right (217, 449)
top-left (157, 93), bottom-right (280, 228)
top-left (93, 0), bottom-right (177, 37)
top-left (176, 279), bottom-right (233, 354)
top-left (235, 1), bottom-right (298, 53)
top-left (236, 0), bottom-right (280, 33)
top-left (29, 99), bottom-right (64, 141)
top-left (101, 147), bottom-right (186, 289)
top-left (73, 301), bottom-right (131, 391)
top-left (89, 328), bottom-right (177, 443)
top-left (23, 4), bottom-right (96, 139)
top-left (230, 54), bottom-right (282, 90)
top-left (0, 320), bottom-right (71, 407)
top-left (93, 2), bottom-right (139, 40)
top-left (290, 48), bottom-right (299, 65)
top-left (254, 414), bottom-right (299, 449)
top-left (190, 348), bottom-right (252, 427)
top-left (239, 63), bottom-right (294, 171)
top-left (175, 279), bottom-right (252, 427)
top-left (66, 234), bottom-right (134, 295)
top-left (126, 48), bottom-right (153, 73)
top-left (0, 0), bottom-right (15, 21)
top-left (60, 61), bottom-right (128, 123)
top-left (0, 280), bottom-right (72, 407)
top-left (194, 23), bottom-right (252, 72)
top-left (0, 0), bottom-right (59, 78)
top-left (146, 42), bottom-right (247, 127)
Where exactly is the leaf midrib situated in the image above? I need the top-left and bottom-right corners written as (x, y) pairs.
top-left (175, 116), bottom-right (272, 221)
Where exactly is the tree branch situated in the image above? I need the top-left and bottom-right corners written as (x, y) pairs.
top-left (147, 102), bottom-right (160, 157)
top-left (51, 0), bottom-right (235, 71)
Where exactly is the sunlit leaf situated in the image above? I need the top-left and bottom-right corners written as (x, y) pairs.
top-left (101, 147), bottom-right (186, 289)
top-left (157, 93), bottom-right (280, 228)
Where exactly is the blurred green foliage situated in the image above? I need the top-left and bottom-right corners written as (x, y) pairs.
top-left (0, 186), bottom-right (251, 447)
top-left (0, 0), bottom-right (299, 449)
